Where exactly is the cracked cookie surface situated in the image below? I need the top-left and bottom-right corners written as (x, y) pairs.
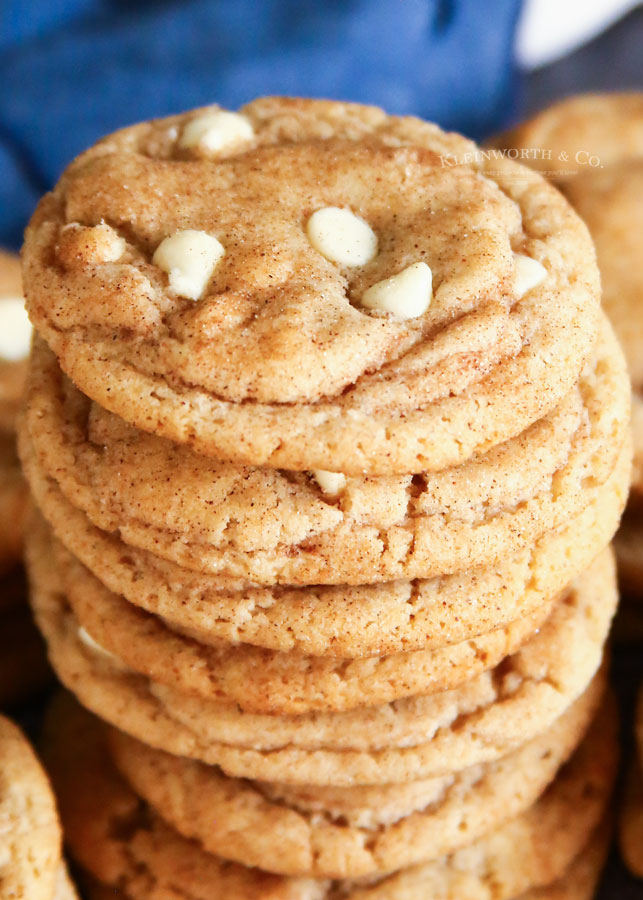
top-left (107, 683), bottom-right (603, 878)
top-left (22, 317), bottom-right (628, 585)
top-left (43, 693), bottom-right (617, 900)
top-left (27, 523), bottom-right (614, 784)
top-left (20, 414), bottom-right (630, 659)
top-left (0, 714), bottom-right (63, 900)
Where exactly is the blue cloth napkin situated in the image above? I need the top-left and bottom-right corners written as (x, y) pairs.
top-left (0, 0), bottom-right (522, 248)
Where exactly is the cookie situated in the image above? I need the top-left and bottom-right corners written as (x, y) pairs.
top-left (28, 520), bottom-right (613, 784)
top-left (80, 824), bottom-right (611, 900)
top-left (22, 315), bottom-right (628, 585)
top-left (107, 684), bottom-right (603, 878)
top-left (520, 820), bottom-right (610, 900)
top-left (42, 692), bottom-right (618, 900)
top-left (54, 867), bottom-right (80, 900)
top-left (51, 520), bottom-right (554, 713)
top-left (492, 96), bottom-right (643, 506)
top-left (0, 713), bottom-right (62, 900)
top-left (19, 412), bottom-right (631, 660)
top-left (561, 163), bottom-right (643, 498)
top-left (490, 92), bottom-right (643, 183)
top-left (0, 250), bottom-right (31, 432)
top-left (22, 98), bottom-right (601, 475)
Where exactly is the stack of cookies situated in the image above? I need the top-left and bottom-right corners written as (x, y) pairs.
top-left (0, 250), bottom-right (50, 707)
top-left (0, 712), bottom-right (77, 899)
top-left (492, 92), bottom-right (643, 598)
top-left (19, 98), bottom-right (631, 900)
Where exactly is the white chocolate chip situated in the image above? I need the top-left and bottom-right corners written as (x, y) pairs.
top-left (306, 207), bottom-right (377, 266)
top-left (0, 297), bottom-right (32, 361)
top-left (85, 223), bottom-right (126, 263)
top-left (57, 222), bottom-right (126, 267)
top-left (311, 469), bottom-right (347, 496)
top-left (153, 230), bottom-right (224, 300)
top-left (513, 253), bottom-right (547, 298)
top-left (179, 110), bottom-right (254, 154)
top-left (361, 262), bottom-right (433, 319)
top-left (77, 626), bottom-right (118, 662)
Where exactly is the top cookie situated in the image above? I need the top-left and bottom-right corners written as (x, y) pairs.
top-left (23, 97), bottom-right (600, 473)
top-left (492, 92), bottom-right (643, 184)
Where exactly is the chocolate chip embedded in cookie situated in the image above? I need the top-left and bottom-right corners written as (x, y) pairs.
top-left (23, 98), bottom-right (601, 473)
top-left (21, 316), bottom-right (629, 586)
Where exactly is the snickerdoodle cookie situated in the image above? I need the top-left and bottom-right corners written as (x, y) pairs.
top-left (42, 693), bottom-right (618, 900)
top-left (22, 98), bottom-right (601, 474)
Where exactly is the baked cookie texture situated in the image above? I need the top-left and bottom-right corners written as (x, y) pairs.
top-left (21, 320), bottom-right (628, 585)
top-left (22, 98), bottom-right (602, 474)
top-left (492, 93), bottom-right (643, 183)
top-left (0, 713), bottom-right (76, 900)
top-left (18, 98), bottom-right (628, 898)
top-left (45, 694), bottom-right (617, 900)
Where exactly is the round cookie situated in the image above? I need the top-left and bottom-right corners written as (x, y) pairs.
top-left (51, 520), bottom-right (553, 714)
top-left (19, 415), bottom-right (631, 659)
top-left (563, 164), bottom-right (643, 390)
top-left (561, 162), bottom-right (643, 503)
top-left (490, 92), bottom-right (643, 183)
top-left (42, 692), bottom-right (618, 900)
top-left (81, 825), bottom-right (611, 900)
top-left (0, 714), bottom-right (62, 900)
top-left (491, 94), bottom-right (643, 506)
top-left (22, 98), bottom-right (601, 475)
top-left (22, 317), bottom-right (629, 585)
top-left (54, 867), bottom-right (80, 900)
top-left (28, 522), bottom-right (614, 784)
top-left (107, 684), bottom-right (604, 878)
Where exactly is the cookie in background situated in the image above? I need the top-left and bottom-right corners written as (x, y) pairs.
top-left (0, 710), bottom-right (78, 899)
top-left (491, 93), bottom-right (643, 607)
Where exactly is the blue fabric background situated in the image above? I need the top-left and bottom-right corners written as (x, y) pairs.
top-left (0, 0), bottom-right (522, 249)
